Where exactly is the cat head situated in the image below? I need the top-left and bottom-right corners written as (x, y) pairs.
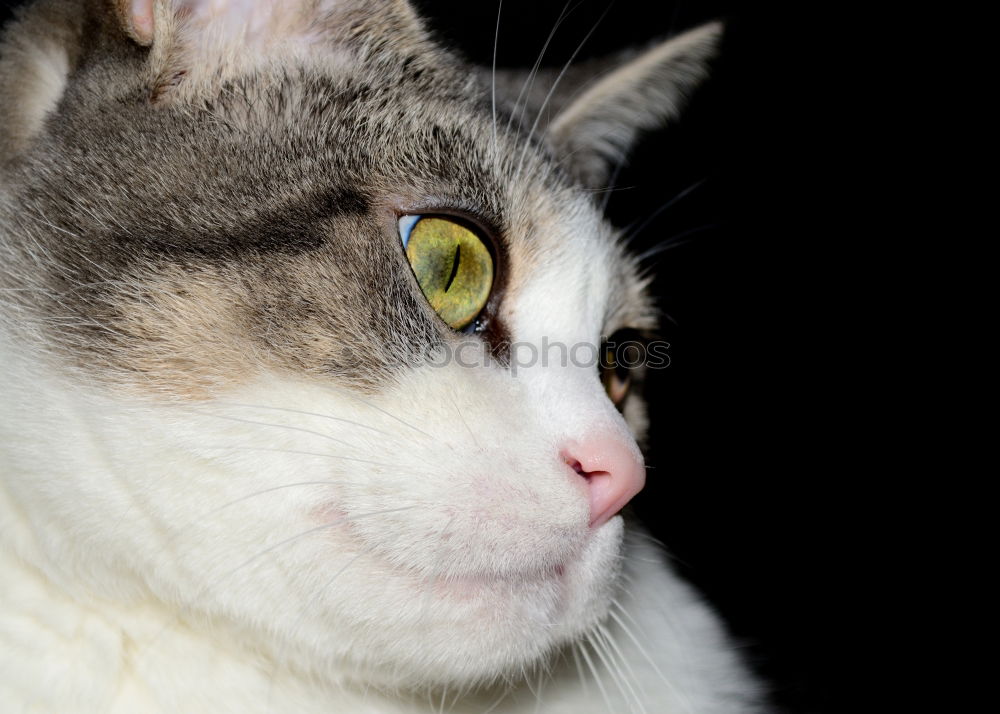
top-left (0, 0), bottom-right (719, 691)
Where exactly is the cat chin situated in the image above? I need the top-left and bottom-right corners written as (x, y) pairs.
top-left (318, 517), bottom-right (627, 690)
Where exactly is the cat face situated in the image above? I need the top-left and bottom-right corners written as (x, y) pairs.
top-left (0, 0), bottom-right (718, 691)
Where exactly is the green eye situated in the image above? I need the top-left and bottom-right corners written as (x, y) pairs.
top-left (400, 216), bottom-right (494, 331)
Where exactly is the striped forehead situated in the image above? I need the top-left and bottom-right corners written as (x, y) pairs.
top-left (4, 58), bottom-right (645, 397)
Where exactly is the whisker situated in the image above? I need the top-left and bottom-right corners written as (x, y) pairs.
top-left (187, 410), bottom-right (357, 450)
top-left (578, 633), bottom-right (614, 713)
top-left (521, 659), bottom-right (541, 701)
top-left (532, 666), bottom-right (546, 714)
top-left (128, 506), bottom-right (421, 678)
top-left (595, 624), bottom-right (647, 714)
top-left (445, 394), bottom-right (480, 449)
top-left (505, 0), bottom-right (578, 135)
top-left (190, 401), bottom-right (439, 470)
top-left (634, 224), bottom-right (717, 263)
top-left (622, 178), bottom-right (708, 245)
top-left (600, 621), bottom-right (650, 704)
top-left (211, 401), bottom-right (397, 438)
top-left (212, 506), bottom-right (419, 587)
top-left (600, 148), bottom-right (632, 213)
top-left (316, 383), bottom-right (439, 443)
top-left (589, 629), bottom-right (633, 713)
top-left (570, 642), bottom-right (590, 697)
top-left (607, 603), bottom-right (693, 714)
top-left (582, 183), bottom-right (635, 196)
top-left (626, 531), bottom-right (690, 567)
top-left (491, 0), bottom-right (504, 151)
top-left (196, 479), bottom-right (372, 513)
top-left (196, 444), bottom-right (423, 471)
top-left (438, 682), bottom-right (447, 714)
top-left (516, 2), bottom-right (614, 179)
top-left (481, 688), bottom-right (510, 714)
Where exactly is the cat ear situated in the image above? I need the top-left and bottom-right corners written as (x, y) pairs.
top-left (537, 22), bottom-right (722, 189)
top-left (104, 0), bottom-right (422, 97)
top-left (109, 0), bottom-right (423, 46)
top-left (109, 0), bottom-right (362, 50)
top-left (112, 0), bottom-right (154, 46)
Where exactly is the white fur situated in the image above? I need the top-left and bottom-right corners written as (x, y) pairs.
top-left (0, 1), bottom-right (760, 706)
top-left (0, 196), bottom-right (759, 712)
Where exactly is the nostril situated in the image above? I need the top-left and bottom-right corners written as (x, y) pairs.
top-left (562, 437), bottom-right (646, 528)
top-left (565, 457), bottom-right (586, 477)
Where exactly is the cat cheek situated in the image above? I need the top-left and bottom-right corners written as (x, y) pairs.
top-left (309, 501), bottom-right (350, 528)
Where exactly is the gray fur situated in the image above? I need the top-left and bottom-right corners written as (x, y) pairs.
top-left (0, 2), bottom-right (763, 712)
top-left (0, 0), bottom-right (694, 399)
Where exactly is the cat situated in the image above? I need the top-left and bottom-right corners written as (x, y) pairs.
top-left (0, 1), bottom-right (766, 712)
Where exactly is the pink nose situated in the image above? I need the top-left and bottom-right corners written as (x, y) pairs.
top-left (564, 436), bottom-right (646, 528)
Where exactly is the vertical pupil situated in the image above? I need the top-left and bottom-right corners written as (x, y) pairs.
top-left (444, 244), bottom-right (461, 292)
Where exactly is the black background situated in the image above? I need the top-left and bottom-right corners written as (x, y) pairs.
top-left (1, 2), bottom-right (855, 712)
top-left (412, 5), bottom-right (852, 713)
